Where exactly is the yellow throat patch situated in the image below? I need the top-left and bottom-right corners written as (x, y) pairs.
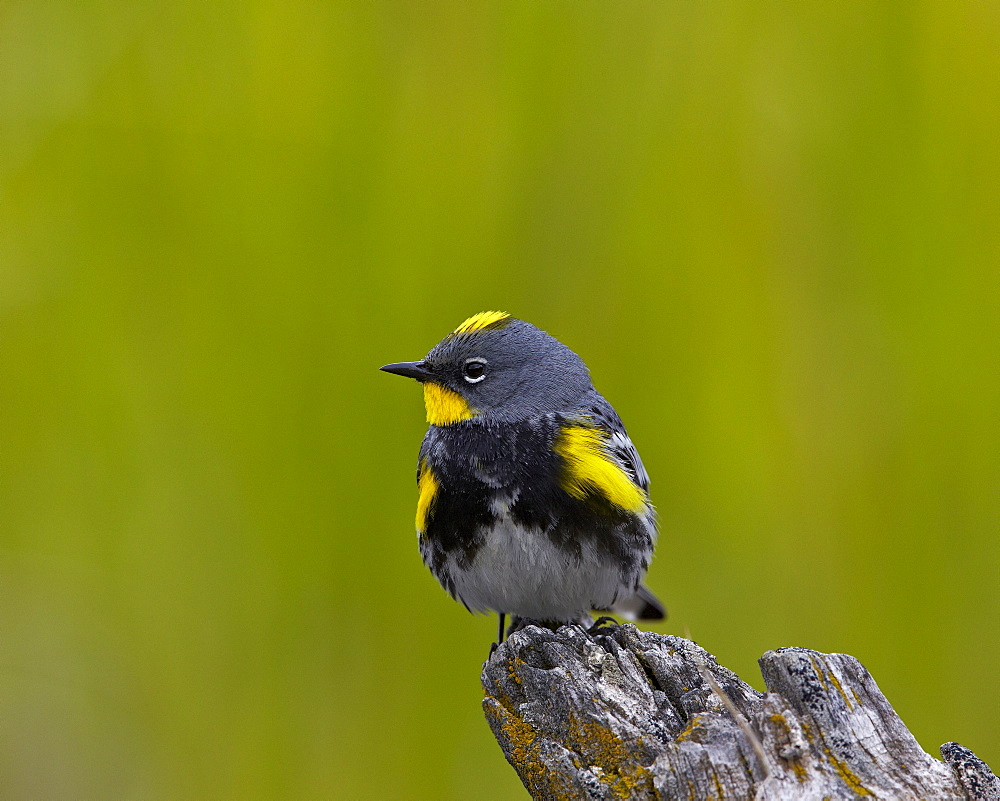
top-left (554, 425), bottom-right (647, 513)
top-left (423, 382), bottom-right (476, 426)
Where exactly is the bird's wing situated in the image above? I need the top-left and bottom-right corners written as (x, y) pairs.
top-left (604, 428), bottom-right (650, 494)
top-left (574, 399), bottom-right (651, 494)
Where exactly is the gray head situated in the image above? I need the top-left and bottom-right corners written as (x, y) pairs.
top-left (380, 311), bottom-right (594, 424)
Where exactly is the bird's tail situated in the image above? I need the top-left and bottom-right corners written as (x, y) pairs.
top-left (612, 584), bottom-right (666, 621)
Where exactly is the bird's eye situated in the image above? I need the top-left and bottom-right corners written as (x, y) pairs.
top-left (463, 359), bottom-right (487, 383)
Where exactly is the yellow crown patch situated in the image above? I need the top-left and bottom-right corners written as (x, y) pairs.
top-left (452, 310), bottom-right (511, 335)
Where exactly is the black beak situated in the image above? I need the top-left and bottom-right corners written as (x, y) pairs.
top-left (380, 360), bottom-right (433, 381)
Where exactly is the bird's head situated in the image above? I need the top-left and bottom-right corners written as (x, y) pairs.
top-left (381, 311), bottom-right (593, 425)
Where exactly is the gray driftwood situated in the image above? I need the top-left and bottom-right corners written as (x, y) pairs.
top-left (482, 624), bottom-right (999, 800)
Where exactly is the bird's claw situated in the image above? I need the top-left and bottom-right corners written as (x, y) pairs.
top-left (586, 615), bottom-right (620, 637)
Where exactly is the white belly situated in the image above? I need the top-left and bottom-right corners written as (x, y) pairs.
top-left (448, 516), bottom-right (627, 621)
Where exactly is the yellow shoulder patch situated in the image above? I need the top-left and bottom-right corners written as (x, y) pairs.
top-left (452, 310), bottom-right (511, 335)
top-left (423, 382), bottom-right (476, 426)
top-left (416, 460), bottom-right (439, 533)
top-left (554, 425), bottom-right (647, 513)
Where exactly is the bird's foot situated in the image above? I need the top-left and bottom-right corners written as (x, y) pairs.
top-left (505, 615), bottom-right (543, 638)
top-left (586, 615), bottom-right (620, 637)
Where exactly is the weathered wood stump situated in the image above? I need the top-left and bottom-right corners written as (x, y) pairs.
top-left (482, 624), bottom-right (999, 800)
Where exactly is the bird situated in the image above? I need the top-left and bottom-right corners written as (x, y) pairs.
top-left (381, 311), bottom-right (664, 643)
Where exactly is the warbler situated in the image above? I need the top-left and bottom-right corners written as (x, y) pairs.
top-left (381, 311), bottom-right (664, 640)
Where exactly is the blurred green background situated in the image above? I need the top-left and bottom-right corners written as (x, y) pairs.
top-left (2, 2), bottom-right (998, 798)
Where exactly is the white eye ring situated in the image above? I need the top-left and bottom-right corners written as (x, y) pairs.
top-left (463, 358), bottom-right (487, 383)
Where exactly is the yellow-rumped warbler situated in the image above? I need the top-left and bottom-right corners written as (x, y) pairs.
top-left (381, 311), bottom-right (664, 641)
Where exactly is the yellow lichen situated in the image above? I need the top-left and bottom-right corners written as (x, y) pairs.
top-left (506, 656), bottom-right (525, 685)
top-left (825, 749), bottom-right (872, 796)
top-left (809, 656), bottom-right (829, 688)
top-left (768, 714), bottom-right (808, 781)
top-left (676, 715), bottom-right (703, 742)
top-left (564, 713), bottom-right (653, 799)
top-left (483, 701), bottom-right (559, 797)
top-left (827, 669), bottom-right (852, 710)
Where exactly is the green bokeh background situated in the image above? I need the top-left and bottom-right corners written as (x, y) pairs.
top-left (2, 2), bottom-right (998, 799)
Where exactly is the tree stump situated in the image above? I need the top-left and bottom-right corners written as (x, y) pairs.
top-left (481, 624), bottom-right (999, 800)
